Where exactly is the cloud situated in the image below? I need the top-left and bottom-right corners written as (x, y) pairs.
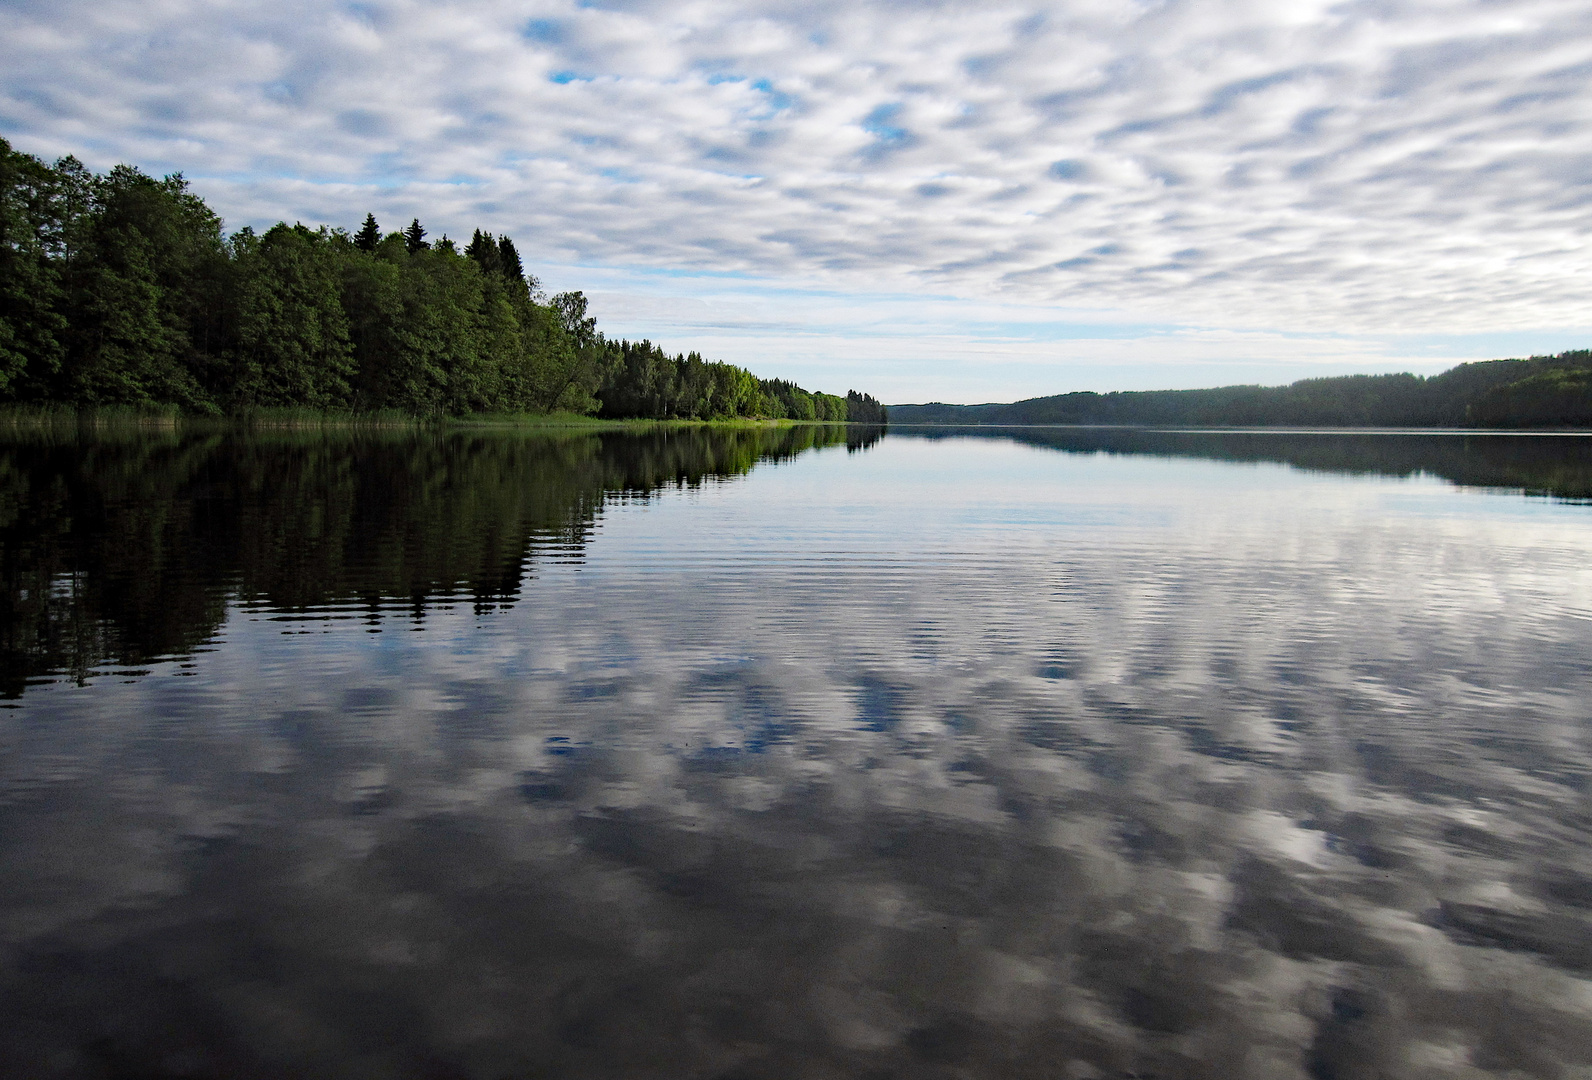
top-left (3, 0), bottom-right (1592, 391)
top-left (534, 265), bottom-right (1566, 401)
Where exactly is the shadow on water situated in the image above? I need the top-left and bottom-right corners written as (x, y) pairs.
top-left (900, 425), bottom-right (1592, 501)
top-left (0, 424), bottom-right (882, 697)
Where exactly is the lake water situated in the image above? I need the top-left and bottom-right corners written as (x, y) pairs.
top-left (3, 425), bottom-right (1592, 1079)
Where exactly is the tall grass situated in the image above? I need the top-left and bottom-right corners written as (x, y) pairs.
top-left (0, 405), bottom-right (858, 438)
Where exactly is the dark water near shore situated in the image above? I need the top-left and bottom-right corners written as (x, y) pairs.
top-left (3, 425), bottom-right (1592, 1079)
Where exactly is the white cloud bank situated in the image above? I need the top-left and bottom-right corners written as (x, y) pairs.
top-left (4, 0), bottom-right (1592, 399)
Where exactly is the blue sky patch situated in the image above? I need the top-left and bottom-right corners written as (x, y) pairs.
top-left (523, 18), bottom-right (565, 44)
top-left (751, 79), bottom-right (794, 112)
top-left (862, 103), bottom-right (908, 145)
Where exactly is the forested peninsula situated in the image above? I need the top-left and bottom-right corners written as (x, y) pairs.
top-left (0, 139), bottom-right (887, 424)
top-left (893, 351), bottom-right (1592, 429)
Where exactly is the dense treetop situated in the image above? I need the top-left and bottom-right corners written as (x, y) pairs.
top-left (891, 352), bottom-right (1592, 429)
top-left (0, 139), bottom-right (887, 424)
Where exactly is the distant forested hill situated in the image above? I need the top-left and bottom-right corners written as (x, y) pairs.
top-left (892, 352), bottom-right (1592, 429)
top-left (0, 139), bottom-right (887, 423)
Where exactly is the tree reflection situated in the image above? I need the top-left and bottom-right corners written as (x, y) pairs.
top-left (0, 424), bottom-right (878, 697)
top-left (906, 427), bottom-right (1592, 500)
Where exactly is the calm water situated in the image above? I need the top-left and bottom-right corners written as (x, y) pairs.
top-left (3, 425), bottom-right (1592, 1079)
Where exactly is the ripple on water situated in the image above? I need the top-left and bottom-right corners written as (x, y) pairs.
top-left (1, 428), bottom-right (1591, 1078)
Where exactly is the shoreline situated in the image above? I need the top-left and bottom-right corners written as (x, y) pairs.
top-left (0, 406), bottom-right (878, 433)
top-left (886, 422), bottom-right (1592, 434)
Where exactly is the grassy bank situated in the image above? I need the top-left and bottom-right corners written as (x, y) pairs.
top-left (451, 411), bottom-right (857, 430)
top-left (0, 405), bottom-right (869, 435)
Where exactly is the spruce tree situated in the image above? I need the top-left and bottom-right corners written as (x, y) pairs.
top-left (465, 229), bottom-right (502, 276)
top-left (403, 218), bottom-right (428, 254)
top-left (354, 213), bottom-right (380, 252)
top-left (497, 235), bottom-right (524, 281)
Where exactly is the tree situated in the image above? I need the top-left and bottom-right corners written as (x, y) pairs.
top-left (225, 223), bottom-right (354, 408)
top-left (465, 229), bottom-right (502, 277)
top-left (340, 231), bottom-right (408, 410)
top-left (518, 301), bottom-right (584, 412)
top-left (498, 235), bottom-right (524, 281)
top-left (354, 213), bottom-right (380, 252)
top-left (397, 244), bottom-right (492, 414)
top-left (0, 138), bottom-right (67, 396)
top-left (1468, 366), bottom-right (1592, 428)
top-left (56, 164), bottom-right (225, 408)
top-left (403, 218), bottom-right (428, 254)
top-left (551, 291), bottom-right (596, 350)
top-left (846, 390), bottom-right (886, 424)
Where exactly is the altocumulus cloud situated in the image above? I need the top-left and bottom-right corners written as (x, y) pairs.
top-left (4, 0), bottom-right (1592, 396)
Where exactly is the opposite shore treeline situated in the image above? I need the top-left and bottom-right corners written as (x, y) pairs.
top-left (893, 353), bottom-right (1592, 429)
top-left (0, 139), bottom-right (887, 424)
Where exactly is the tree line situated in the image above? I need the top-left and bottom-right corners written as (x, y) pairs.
top-left (0, 139), bottom-right (887, 423)
top-left (891, 352), bottom-right (1592, 429)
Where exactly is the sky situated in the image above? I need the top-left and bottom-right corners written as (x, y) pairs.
top-left (3, 0), bottom-right (1591, 403)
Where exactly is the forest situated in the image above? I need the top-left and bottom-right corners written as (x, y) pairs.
top-left (0, 139), bottom-right (887, 424)
top-left (891, 351), bottom-right (1592, 429)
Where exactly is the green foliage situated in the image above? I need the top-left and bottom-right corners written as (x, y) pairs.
top-left (53, 162), bottom-right (225, 410)
top-left (760, 378), bottom-right (816, 420)
top-left (584, 338), bottom-right (856, 422)
top-left (225, 224), bottom-right (355, 408)
top-left (0, 138), bottom-right (67, 394)
top-left (0, 145), bottom-right (882, 421)
top-left (1468, 364), bottom-right (1592, 428)
top-left (846, 390), bottom-right (887, 424)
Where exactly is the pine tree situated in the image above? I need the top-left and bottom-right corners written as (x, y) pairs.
top-left (354, 213), bottom-right (380, 252)
top-left (403, 218), bottom-right (428, 254)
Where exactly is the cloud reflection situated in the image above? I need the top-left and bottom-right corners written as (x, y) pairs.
top-left (2, 433), bottom-right (1592, 1077)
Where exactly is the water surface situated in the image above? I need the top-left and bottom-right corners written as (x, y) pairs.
top-left (3, 425), bottom-right (1592, 1079)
